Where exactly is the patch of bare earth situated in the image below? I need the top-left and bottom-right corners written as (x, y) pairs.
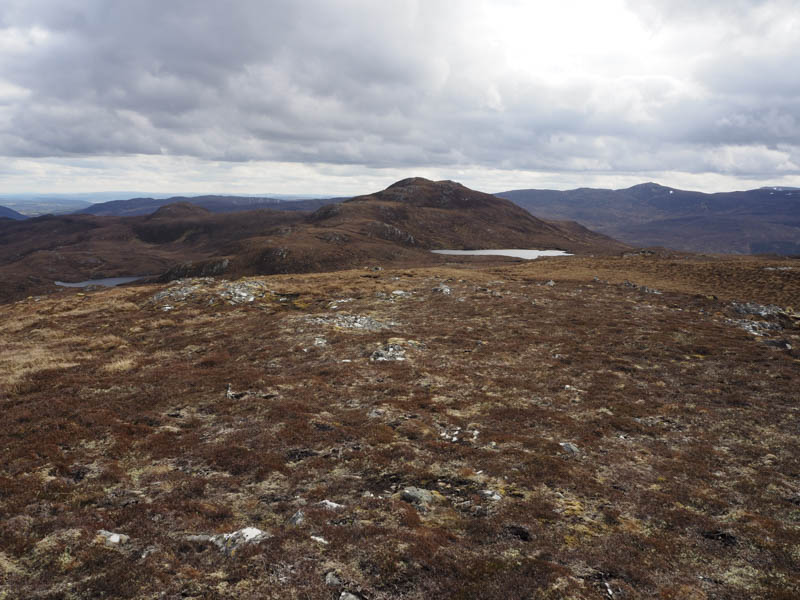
top-left (1, 257), bottom-right (798, 599)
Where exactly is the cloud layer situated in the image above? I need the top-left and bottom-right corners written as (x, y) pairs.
top-left (0, 0), bottom-right (798, 192)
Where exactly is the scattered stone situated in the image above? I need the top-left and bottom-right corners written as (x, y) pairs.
top-left (340, 593), bottom-right (362, 600)
top-left (314, 336), bottom-right (327, 347)
top-left (325, 571), bottom-right (344, 586)
top-left (727, 318), bottom-right (782, 336)
top-left (311, 535), bottom-right (329, 545)
top-left (149, 278), bottom-right (306, 309)
top-left (371, 344), bottom-right (406, 362)
top-left (328, 298), bottom-right (354, 310)
top-left (150, 280), bottom-right (206, 303)
top-left (401, 486), bottom-right (434, 506)
top-left (480, 490), bottom-right (502, 501)
top-left (623, 280), bottom-right (661, 294)
top-left (218, 280), bottom-right (269, 304)
top-left (371, 337), bottom-right (425, 362)
top-left (310, 314), bottom-right (394, 331)
top-left (96, 530), bottom-right (129, 546)
top-left (731, 302), bottom-right (785, 318)
top-left (225, 383), bottom-right (245, 400)
top-left (559, 442), bottom-right (580, 455)
top-left (186, 527), bottom-right (271, 556)
top-left (544, 280), bottom-right (556, 287)
top-left (391, 290), bottom-right (412, 297)
top-left (432, 283), bottom-right (452, 295)
top-left (287, 510), bottom-right (306, 525)
top-left (318, 499), bottom-right (344, 510)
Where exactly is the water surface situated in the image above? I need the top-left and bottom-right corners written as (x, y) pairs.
top-left (431, 249), bottom-right (572, 259)
top-left (54, 276), bottom-right (145, 288)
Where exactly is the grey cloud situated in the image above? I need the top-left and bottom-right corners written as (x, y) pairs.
top-left (0, 0), bottom-right (798, 180)
top-left (696, 52), bottom-right (800, 98)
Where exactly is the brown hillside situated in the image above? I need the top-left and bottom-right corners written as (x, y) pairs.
top-left (0, 178), bottom-right (627, 303)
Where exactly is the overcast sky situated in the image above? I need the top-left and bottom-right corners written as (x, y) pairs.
top-left (1, 0), bottom-right (799, 195)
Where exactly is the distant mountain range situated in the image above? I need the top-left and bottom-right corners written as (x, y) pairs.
top-left (496, 183), bottom-right (800, 255)
top-left (0, 192), bottom-right (336, 217)
top-left (74, 195), bottom-right (345, 217)
top-left (6, 181), bottom-right (800, 255)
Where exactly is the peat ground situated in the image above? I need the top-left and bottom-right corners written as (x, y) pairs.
top-left (1, 254), bottom-right (799, 599)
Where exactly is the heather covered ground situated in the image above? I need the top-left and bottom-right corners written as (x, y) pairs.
top-left (1, 254), bottom-right (798, 599)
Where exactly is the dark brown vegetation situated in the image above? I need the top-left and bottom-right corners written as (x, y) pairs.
top-left (0, 178), bottom-right (627, 304)
top-left (1, 252), bottom-right (798, 599)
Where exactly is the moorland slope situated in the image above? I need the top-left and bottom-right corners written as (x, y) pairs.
top-left (1, 253), bottom-right (798, 599)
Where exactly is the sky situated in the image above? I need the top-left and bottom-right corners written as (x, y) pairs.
top-left (0, 0), bottom-right (799, 196)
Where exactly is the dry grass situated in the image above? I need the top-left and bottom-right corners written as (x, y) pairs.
top-left (0, 343), bottom-right (81, 388)
top-left (87, 334), bottom-right (128, 352)
top-left (101, 357), bottom-right (138, 373)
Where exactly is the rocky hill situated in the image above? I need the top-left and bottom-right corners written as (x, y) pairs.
top-left (497, 183), bottom-right (800, 254)
top-left (0, 178), bottom-right (628, 303)
top-left (311, 177), bottom-right (623, 252)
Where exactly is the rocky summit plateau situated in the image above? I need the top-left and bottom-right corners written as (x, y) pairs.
top-left (0, 179), bottom-right (799, 599)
